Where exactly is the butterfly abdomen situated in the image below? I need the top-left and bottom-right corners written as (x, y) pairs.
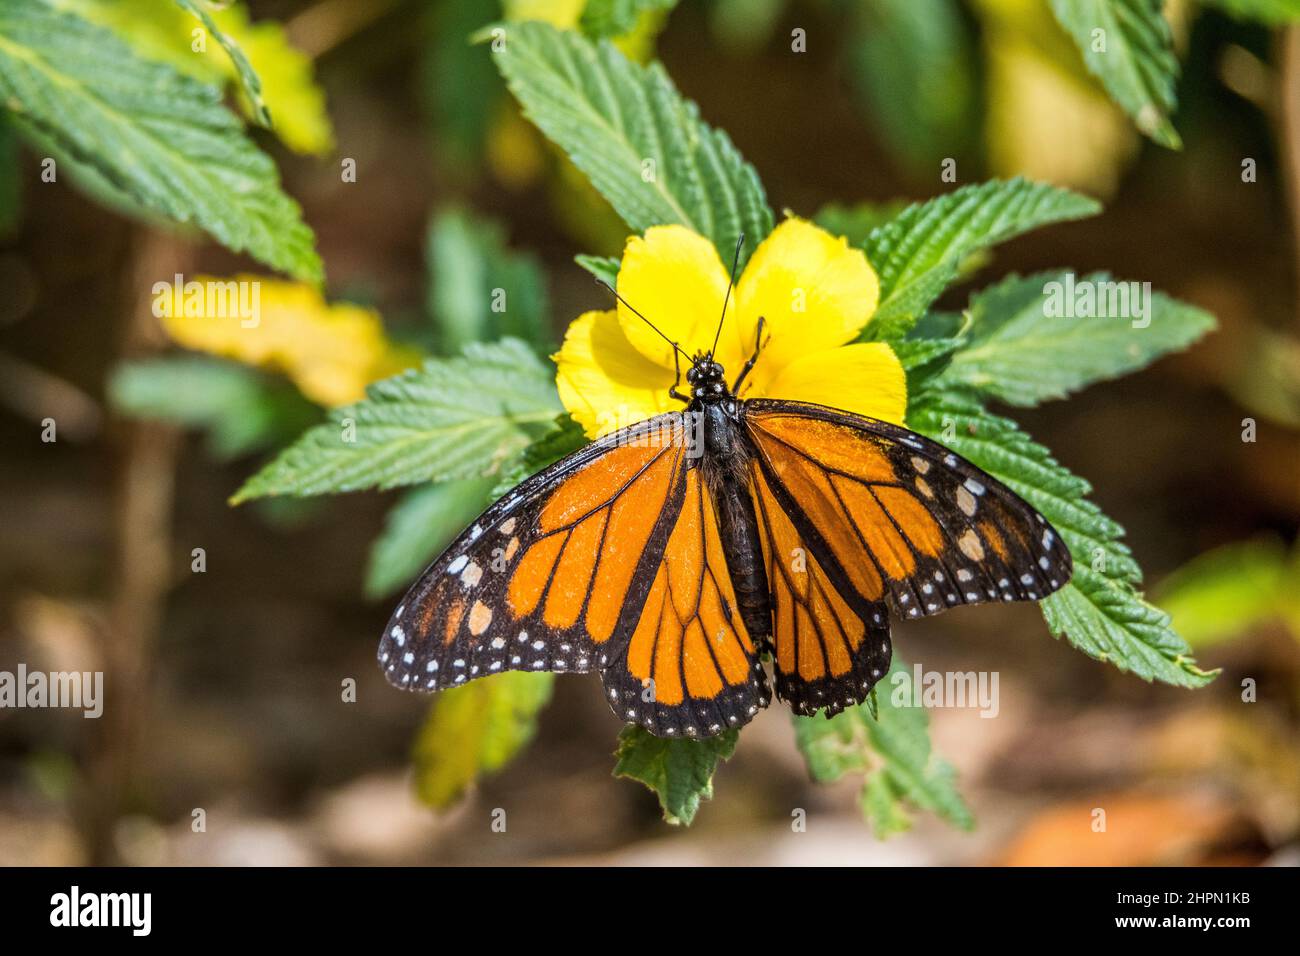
top-left (711, 470), bottom-right (772, 643)
top-left (700, 404), bottom-right (773, 643)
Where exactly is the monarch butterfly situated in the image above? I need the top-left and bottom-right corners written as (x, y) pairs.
top-left (380, 239), bottom-right (1072, 738)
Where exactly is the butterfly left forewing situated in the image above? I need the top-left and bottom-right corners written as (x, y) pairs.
top-left (380, 413), bottom-right (691, 692)
top-left (743, 399), bottom-right (1073, 623)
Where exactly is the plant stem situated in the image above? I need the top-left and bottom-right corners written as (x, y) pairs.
top-left (80, 230), bottom-right (187, 864)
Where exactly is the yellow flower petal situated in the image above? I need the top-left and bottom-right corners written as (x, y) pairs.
top-left (733, 217), bottom-right (879, 391)
top-left (616, 225), bottom-right (737, 370)
top-left (157, 275), bottom-right (417, 406)
top-left (763, 343), bottom-right (907, 426)
top-left (554, 309), bottom-right (678, 438)
top-left (226, 10), bottom-right (335, 156)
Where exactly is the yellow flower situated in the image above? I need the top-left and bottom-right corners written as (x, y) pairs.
top-left (555, 219), bottom-right (907, 438)
top-left (156, 275), bottom-right (420, 407)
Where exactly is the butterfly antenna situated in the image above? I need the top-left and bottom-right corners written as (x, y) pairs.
top-left (709, 232), bottom-right (745, 358)
top-left (596, 278), bottom-right (691, 362)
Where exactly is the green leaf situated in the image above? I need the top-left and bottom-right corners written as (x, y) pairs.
top-left (792, 656), bottom-right (973, 837)
top-left (613, 725), bottom-right (737, 825)
top-left (490, 412), bottom-right (588, 499)
top-left (892, 335), bottom-right (965, 372)
top-left (1047, 0), bottom-right (1181, 148)
top-left (860, 772), bottom-right (913, 836)
top-left (231, 339), bottom-right (561, 503)
top-left (364, 477), bottom-right (496, 600)
top-left (908, 390), bottom-right (1216, 687)
top-left (108, 356), bottom-right (317, 460)
top-left (574, 253), bottom-right (621, 287)
top-left (813, 199), bottom-right (909, 248)
top-left (580, 0), bottom-right (678, 38)
top-left (0, 0), bottom-right (321, 282)
top-left (173, 0), bottom-right (269, 127)
top-left (894, 332), bottom-right (966, 396)
top-left (427, 208), bottom-right (550, 354)
top-left (212, 4), bottom-right (334, 155)
top-left (935, 271), bottom-right (1215, 406)
top-left (891, 309), bottom-right (971, 392)
top-left (793, 707), bottom-right (869, 783)
top-left (412, 672), bottom-right (555, 809)
top-left (492, 20), bottom-right (773, 265)
top-left (864, 179), bottom-right (1100, 340)
top-left (862, 668), bottom-right (972, 835)
top-left (1199, 0), bottom-right (1300, 24)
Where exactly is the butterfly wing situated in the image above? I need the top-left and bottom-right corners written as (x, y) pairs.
top-left (379, 413), bottom-right (691, 691)
top-left (601, 466), bottom-right (771, 737)
top-left (749, 458), bottom-right (892, 716)
top-left (742, 399), bottom-right (1072, 713)
top-left (744, 399), bottom-right (1072, 615)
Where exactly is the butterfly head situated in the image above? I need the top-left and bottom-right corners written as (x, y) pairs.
top-left (686, 354), bottom-right (728, 399)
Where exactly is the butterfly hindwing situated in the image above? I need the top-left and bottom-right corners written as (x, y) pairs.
top-left (379, 414), bottom-right (691, 692)
top-left (743, 400), bottom-right (1073, 626)
top-left (749, 460), bottom-right (892, 716)
top-left (601, 466), bottom-right (771, 737)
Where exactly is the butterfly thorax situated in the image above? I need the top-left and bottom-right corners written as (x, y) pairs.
top-left (685, 355), bottom-right (746, 465)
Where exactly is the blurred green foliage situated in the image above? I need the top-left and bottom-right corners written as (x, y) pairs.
top-left (414, 671), bottom-right (556, 809)
top-left (427, 208), bottom-right (552, 355)
top-left (1155, 537), bottom-right (1300, 648)
top-left (109, 356), bottom-right (319, 461)
top-left (795, 657), bottom-right (973, 837)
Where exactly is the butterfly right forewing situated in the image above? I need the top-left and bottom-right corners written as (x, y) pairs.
top-left (744, 400), bottom-right (1072, 620)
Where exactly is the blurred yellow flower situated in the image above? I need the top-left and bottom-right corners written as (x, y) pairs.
top-left (65, 0), bottom-right (334, 155)
top-left (156, 275), bottom-right (419, 407)
top-left (555, 220), bottom-right (906, 438)
top-left (503, 0), bottom-right (585, 28)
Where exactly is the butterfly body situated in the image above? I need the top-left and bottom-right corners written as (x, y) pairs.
top-left (380, 348), bottom-right (1073, 738)
top-left (687, 364), bottom-right (774, 649)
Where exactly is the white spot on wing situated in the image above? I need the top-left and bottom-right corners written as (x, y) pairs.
top-left (956, 486), bottom-right (977, 517)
